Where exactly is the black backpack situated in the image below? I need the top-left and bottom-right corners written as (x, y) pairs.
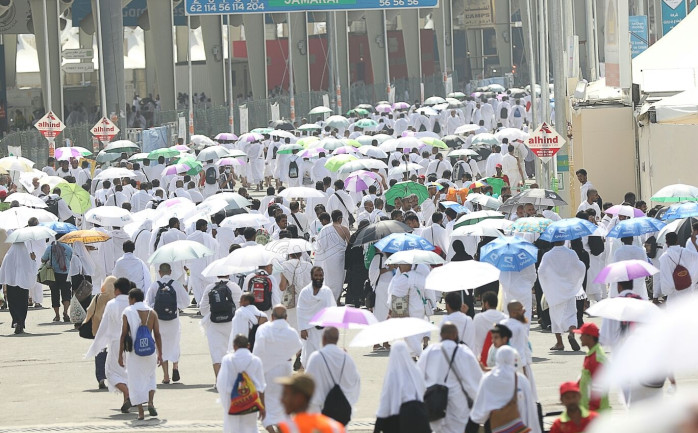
top-left (500, 106), bottom-right (508, 119)
top-left (45, 197), bottom-right (59, 216)
top-left (398, 400), bottom-right (431, 433)
top-left (209, 281), bottom-right (236, 323)
top-left (320, 352), bottom-right (352, 425)
top-left (153, 280), bottom-right (178, 321)
top-left (588, 236), bottom-right (605, 257)
top-left (205, 166), bottom-right (218, 185)
top-left (248, 270), bottom-right (273, 311)
top-left (153, 226), bottom-right (168, 250)
top-left (288, 159), bottom-right (299, 179)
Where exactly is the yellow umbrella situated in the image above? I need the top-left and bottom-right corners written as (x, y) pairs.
top-left (59, 229), bottom-right (111, 244)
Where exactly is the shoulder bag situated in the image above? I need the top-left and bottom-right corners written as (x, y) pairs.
top-left (489, 373), bottom-right (531, 433)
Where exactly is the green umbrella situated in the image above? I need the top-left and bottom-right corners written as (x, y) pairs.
top-left (102, 139), bottom-right (140, 154)
top-left (297, 137), bottom-right (320, 148)
top-left (481, 177), bottom-right (506, 196)
top-left (95, 150), bottom-right (120, 163)
top-left (176, 156), bottom-right (204, 175)
top-left (252, 127), bottom-right (273, 134)
top-left (324, 154), bottom-right (358, 172)
top-left (277, 143), bottom-right (304, 154)
top-left (385, 181), bottom-right (429, 206)
top-left (347, 108), bottom-right (370, 117)
top-left (342, 139), bottom-right (361, 148)
top-left (297, 124), bottom-right (321, 132)
top-left (355, 119), bottom-right (378, 129)
top-left (420, 137), bottom-right (448, 149)
top-left (148, 148), bottom-right (180, 159)
top-left (56, 183), bottom-right (92, 214)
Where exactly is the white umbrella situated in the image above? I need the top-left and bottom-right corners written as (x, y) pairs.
top-left (264, 238), bottom-right (314, 255)
top-left (85, 206), bottom-right (133, 227)
top-left (5, 192), bottom-right (47, 208)
top-left (202, 258), bottom-right (239, 278)
top-left (39, 176), bottom-right (66, 189)
top-left (357, 146), bottom-right (388, 158)
top-left (385, 250), bottom-right (445, 265)
top-left (182, 198), bottom-right (229, 226)
top-left (102, 140), bottom-right (139, 154)
top-left (388, 163), bottom-right (424, 177)
top-left (585, 297), bottom-right (661, 323)
top-left (224, 245), bottom-right (280, 268)
top-left (0, 207), bottom-right (58, 230)
top-left (6, 226), bottom-right (56, 243)
top-left (0, 156), bottom-right (34, 172)
top-left (93, 167), bottom-right (135, 181)
top-left (148, 240), bottom-right (215, 264)
top-left (451, 219), bottom-right (512, 238)
top-left (220, 213), bottom-right (270, 229)
top-left (350, 317), bottom-right (438, 347)
top-left (190, 134), bottom-right (216, 149)
top-left (454, 124), bottom-right (481, 135)
top-left (466, 193), bottom-right (503, 210)
top-left (154, 198), bottom-right (197, 228)
top-left (337, 159), bottom-right (389, 173)
top-left (196, 145), bottom-right (230, 161)
top-left (448, 149), bottom-right (479, 158)
top-left (279, 187), bottom-right (326, 199)
top-left (204, 192), bottom-right (251, 209)
top-left (425, 261), bottom-right (500, 292)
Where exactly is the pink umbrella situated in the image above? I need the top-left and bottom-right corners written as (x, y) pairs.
top-left (593, 259), bottom-right (659, 284)
top-left (171, 144), bottom-right (190, 152)
top-left (310, 306), bottom-right (378, 329)
top-left (238, 132), bottom-right (264, 143)
top-left (215, 132), bottom-right (238, 142)
top-left (605, 204), bottom-right (645, 218)
top-left (344, 170), bottom-right (381, 192)
top-left (331, 146), bottom-right (358, 155)
top-left (393, 102), bottom-right (410, 110)
top-left (401, 130), bottom-right (417, 137)
top-left (375, 103), bottom-right (393, 113)
top-left (216, 157), bottom-right (245, 167)
top-left (299, 148), bottom-right (326, 158)
top-left (161, 163), bottom-right (191, 176)
top-left (54, 147), bottom-right (85, 161)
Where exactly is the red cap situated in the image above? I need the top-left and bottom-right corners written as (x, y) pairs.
top-left (418, 174), bottom-right (425, 179)
top-left (573, 322), bottom-right (599, 337)
top-left (495, 163), bottom-right (502, 168)
top-left (0, 190), bottom-right (6, 200)
top-left (559, 381), bottom-right (580, 396)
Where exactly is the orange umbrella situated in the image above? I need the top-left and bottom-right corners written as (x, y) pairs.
top-left (59, 230), bottom-right (111, 244)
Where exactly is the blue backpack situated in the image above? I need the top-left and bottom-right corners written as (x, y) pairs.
top-left (133, 310), bottom-right (156, 357)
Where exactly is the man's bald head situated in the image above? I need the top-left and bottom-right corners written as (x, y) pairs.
top-left (322, 326), bottom-right (340, 346)
top-left (507, 300), bottom-right (526, 323)
top-left (440, 322), bottom-right (458, 342)
top-left (271, 305), bottom-right (288, 320)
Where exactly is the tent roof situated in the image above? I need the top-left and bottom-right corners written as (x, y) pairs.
top-left (633, 9), bottom-right (698, 94)
top-left (653, 88), bottom-right (698, 124)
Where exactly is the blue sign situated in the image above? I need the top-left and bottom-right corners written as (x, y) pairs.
top-left (661, 0), bottom-right (686, 35)
top-left (629, 16), bottom-right (648, 58)
top-left (185, 0), bottom-right (438, 14)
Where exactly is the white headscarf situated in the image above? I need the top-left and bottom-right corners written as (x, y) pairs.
top-left (0, 242), bottom-right (36, 289)
top-left (69, 241), bottom-right (96, 277)
top-left (471, 345), bottom-right (519, 416)
top-left (376, 341), bottom-right (426, 418)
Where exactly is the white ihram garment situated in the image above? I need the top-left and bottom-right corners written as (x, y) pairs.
top-left (296, 284), bottom-right (336, 366)
top-left (217, 348), bottom-right (266, 433)
top-left (122, 303), bottom-right (157, 405)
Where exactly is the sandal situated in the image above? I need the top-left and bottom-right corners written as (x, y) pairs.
top-left (148, 406), bottom-right (158, 417)
top-left (172, 369), bottom-right (180, 382)
top-left (549, 345), bottom-right (564, 351)
top-left (568, 333), bottom-right (581, 352)
top-left (63, 313), bottom-right (70, 323)
top-left (52, 316), bottom-right (60, 322)
top-left (120, 398), bottom-right (132, 413)
top-left (161, 379), bottom-right (170, 384)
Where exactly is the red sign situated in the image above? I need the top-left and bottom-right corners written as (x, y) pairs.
top-left (526, 122), bottom-right (566, 163)
top-left (90, 117), bottom-right (120, 142)
top-left (35, 111), bottom-right (65, 139)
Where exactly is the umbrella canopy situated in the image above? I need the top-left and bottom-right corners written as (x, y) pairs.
top-left (238, 132), bottom-right (264, 143)
top-left (182, 199), bottom-right (229, 226)
top-left (375, 103), bottom-right (393, 113)
top-left (297, 123), bottom-right (322, 132)
top-left (325, 115), bottom-right (350, 129)
top-left (495, 128), bottom-right (530, 143)
top-left (264, 238), bottom-right (313, 255)
top-left (147, 147), bottom-right (180, 160)
top-left (454, 210), bottom-right (505, 228)
top-left (59, 229), bottom-right (111, 244)
top-left (191, 134), bottom-right (216, 148)
top-left (277, 143), bottom-right (305, 155)
top-left (220, 213), bottom-right (270, 229)
top-left (270, 120), bottom-right (294, 130)
top-left (392, 101), bottom-right (411, 110)
top-left (0, 156), bottom-right (34, 172)
top-left (425, 261), bottom-right (501, 292)
top-left (385, 181), bottom-right (428, 206)
top-left (466, 193), bottom-right (502, 210)
top-left (39, 176), bottom-right (66, 189)
top-left (5, 192), bottom-right (47, 208)
top-left (606, 217), bottom-right (666, 238)
top-left (470, 133), bottom-right (500, 147)
top-left (201, 258), bottom-right (238, 278)
top-left (337, 159), bottom-right (388, 174)
top-left (310, 306), bottom-right (378, 329)
top-left (454, 124), bottom-right (481, 135)
top-left (385, 250), bottom-right (445, 265)
top-left (448, 148), bottom-right (479, 158)
top-left (6, 226), bottom-right (56, 243)
top-left (585, 296), bottom-right (661, 323)
top-left (161, 163), bottom-right (194, 177)
top-left (85, 206), bottom-right (133, 227)
top-left (216, 157), bottom-right (245, 168)
top-left (355, 119), bottom-right (378, 129)
top-left (224, 244), bottom-right (279, 269)
top-left (93, 167), bottom-right (135, 181)
top-left (662, 202), bottom-right (698, 221)
top-left (204, 192), bottom-right (251, 209)
top-left (128, 152), bottom-right (149, 162)
top-left (504, 188), bottom-right (567, 208)
top-left (298, 147), bottom-right (326, 159)
top-left (423, 96), bottom-right (447, 106)
top-left (54, 146), bottom-right (91, 161)
top-left (357, 146), bottom-right (388, 158)
top-left (420, 137), bottom-right (448, 149)
top-left (309, 106), bottom-right (332, 115)
top-left (297, 137), bottom-right (320, 148)
top-left (451, 218), bottom-right (512, 238)
top-left (270, 130), bottom-right (295, 140)
top-left (331, 146), bottom-right (358, 155)
top-left (350, 317), bottom-right (438, 347)
top-left (540, 218), bottom-right (597, 242)
top-left (56, 183), bottom-right (92, 214)
top-left (40, 221), bottom-right (78, 234)
top-left (0, 207), bottom-right (57, 230)
top-left (651, 184), bottom-right (698, 202)
top-left (387, 163), bottom-right (424, 177)
top-left (351, 220), bottom-right (412, 246)
top-left (604, 204), bottom-right (644, 218)
top-left (278, 187), bottom-right (326, 199)
top-left (657, 217), bottom-right (695, 247)
top-left (480, 236), bottom-right (538, 271)
top-left (442, 135), bottom-right (467, 148)
top-left (447, 92), bottom-right (466, 99)
top-left (95, 150), bottom-right (120, 164)
top-left (215, 132), bottom-right (239, 142)
top-left (375, 233), bottom-right (435, 253)
top-left (102, 139), bottom-right (139, 154)
top-left (343, 170), bottom-right (380, 192)
top-left (148, 239), bottom-right (215, 264)
top-left (593, 259), bottom-right (659, 284)
top-left (510, 217), bottom-right (553, 233)
top-left (196, 145), bottom-right (230, 162)
top-left (325, 154), bottom-right (358, 172)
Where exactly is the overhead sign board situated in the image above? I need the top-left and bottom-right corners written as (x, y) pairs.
top-left (91, 117), bottom-right (120, 142)
top-left (35, 111), bottom-right (66, 140)
top-left (62, 63), bottom-right (95, 74)
top-left (63, 48), bottom-right (94, 60)
top-left (185, 0), bottom-right (438, 14)
top-left (527, 122), bottom-right (565, 163)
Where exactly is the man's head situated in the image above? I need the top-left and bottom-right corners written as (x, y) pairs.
top-left (239, 293), bottom-right (255, 306)
top-left (559, 381), bottom-right (582, 412)
top-left (481, 291), bottom-right (498, 311)
top-left (523, 203), bottom-right (536, 217)
top-left (310, 266), bottom-right (324, 289)
top-left (331, 210), bottom-right (343, 224)
top-left (168, 217), bottom-right (180, 229)
top-left (507, 300), bottom-right (527, 323)
top-left (575, 168), bottom-right (588, 184)
top-left (363, 200), bottom-right (374, 213)
top-left (278, 373), bottom-right (315, 415)
top-left (158, 263), bottom-right (172, 277)
top-left (122, 240), bottom-right (135, 253)
top-left (573, 322), bottom-right (600, 348)
top-left (196, 219), bottom-right (208, 232)
top-left (271, 305), bottom-right (287, 321)
top-left (586, 188), bottom-right (599, 204)
top-left (114, 277), bottom-right (131, 296)
top-left (490, 324), bottom-right (513, 348)
top-left (127, 288), bottom-right (145, 305)
top-left (404, 212), bottom-right (420, 229)
top-left (444, 292), bottom-right (463, 314)
top-left (232, 334), bottom-right (250, 351)
top-left (440, 322), bottom-right (459, 343)
top-left (319, 212), bottom-right (331, 226)
top-left (624, 192), bottom-right (637, 206)
top-left (666, 231), bottom-right (679, 246)
top-left (322, 326), bottom-right (340, 346)
top-left (275, 213), bottom-right (288, 229)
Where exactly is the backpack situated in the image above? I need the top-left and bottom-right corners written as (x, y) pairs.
top-left (452, 161), bottom-right (466, 181)
top-left (672, 252), bottom-right (692, 291)
top-left (153, 280), bottom-right (178, 321)
top-left (228, 370), bottom-right (265, 415)
top-left (398, 400), bottom-right (432, 433)
top-left (288, 159), bottom-right (299, 179)
top-left (513, 106), bottom-right (522, 118)
top-left (153, 226), bottom-right (168, 250)
top-left (209, 281), bottom-right (236, 323)
top-left (133, 310), bottom-right (156, 357)
top-left (248, 321), bottom-right (261, 352)
top-left (45, 197), bottom-right (59, 216)
top-left (500, 106), bottom-right (508, 119)
top-left (424, 347), bottom-right (459, 421)
top-left (248, 270), bottom-right (273, 311)
top-left (588, 236), bottom-right (605, 257)
top-left (272, 145), bottom-right (279, 160)
top-left (320, 352), bottom-right (352, 425)
top-left (205, 166), bottom-right (218, 185)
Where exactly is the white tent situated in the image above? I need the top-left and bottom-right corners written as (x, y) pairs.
top-left (632, 9), bottom-right (698, 94)
top-left (653, 88), bottom-right (698, 124)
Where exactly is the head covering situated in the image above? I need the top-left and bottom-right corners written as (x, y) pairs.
top-left (559, 381), bottom-right (580, 396)
top-left (0, 243), bottom-right (36, 289)
top-left (276, 373), bottom-right (315, 399)
top-left (470, 346), bottom-right (520, 415)
top-left (376, 341), bottom-right (426, 418)
top-left (68, 241), bottom-right (96, 277)
top-left (573, 322), bottom-right (600, 337)
top-left (101, 275), bottom-right (117, 299)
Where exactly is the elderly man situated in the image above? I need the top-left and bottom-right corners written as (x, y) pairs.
top-left (297, 266), bottom-right (337, 367)
top-left (253, 305), bottom-right (303, 433)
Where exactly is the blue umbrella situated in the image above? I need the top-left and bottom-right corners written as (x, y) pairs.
top-left (40, 221), bottom-right (78, 234)
top-left (374, 233), bottom-right (435, 253)
top-left (540, 218), bottom-right (597, 242)
top-left (662, 202), bottom-right (698, 221)
top-left (441, 201), bottom-right (470, 214)
top-left (480, 236), bottom-right (538, 272)
top-left (606, 217), bottom-right (666, 238)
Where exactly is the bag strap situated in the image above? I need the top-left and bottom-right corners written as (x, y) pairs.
top-left (291, 212), bottom-right (306, 231)
top-left (373, 255), bottom-right (383, 288)
top-left (319, 352), bottom-right (338, 385)
top-left (441, 345), bottom-right (473, 407)
top-left (440, 345), bottom-right (458, 383)
top-left (334, 192), bottom-right (351, 214)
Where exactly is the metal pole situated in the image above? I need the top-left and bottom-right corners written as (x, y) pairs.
top-left (522, 0), bottom-right (537, 126)
top-left (345, 11), bottom-right (351, 110)
top-left (327, 14), bottom-right (336, 112)
top-left (187, 16), bottom-right (194, 139)
top-left (288, 12), bottom-right (296, 123)
top-left (227, 16), bottom-right (234, 133)
top-left (334, 12), bottom-right (342, 114)
top-left (171, 2), bottom-right (177, 113)
top-left (550, 0), bottom-right (567, 202)
top-left (585, 0), bottom-right (597, 81)
top-left (42, 0), bottom-right (52, 114)
top-left (441, 3), bottom-right (448, 90)
top-left (383, 10), bottom-right (390, 99)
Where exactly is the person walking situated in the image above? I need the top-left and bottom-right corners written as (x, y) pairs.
top-left (277, 373), bottom-right (346, 433)
top-left (574, 323), bottom-right (610, 412)
top-left (0, 242), bottom-right (36, 333)
top-left (549, 382), bottom-right (599, 433)
top-left (42, 237), bottom-right (73, 323)
top-left (83, 276), bottom-right (116, 389)
top-left (297, 266), bottom-right (337, 367)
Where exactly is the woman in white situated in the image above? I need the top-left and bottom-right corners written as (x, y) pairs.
top-left (119, 289), bottom-right (162, 420)
top-left (278, 251), bottom-right (313, 330)
top-left (470, 346), bottom-right (541, 433)
top-left (387, 264), bottom-right (430, 356)
top-left (368, 250), bottom-right (393, 323)
top-left (374, 341), bottom-right (427, 432)
top-left (69, 241), bottom-right (97, 306)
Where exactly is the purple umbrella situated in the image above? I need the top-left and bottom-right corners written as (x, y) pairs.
top-left (593, 259), bottom-right (659, 284)
top-left (161, 163), bottom-right (191, 176)
top-left (215, 132), bottom-right (238, 142)
top-left (310, 306), bottom-right (378, 329)
top-left (237, 132), bottom-right (264, 143)
top-left (344, 170), bottom-right (381, 192)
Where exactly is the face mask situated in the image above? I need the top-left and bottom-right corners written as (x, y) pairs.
top-left (311, 278), bottom-right (323, 288)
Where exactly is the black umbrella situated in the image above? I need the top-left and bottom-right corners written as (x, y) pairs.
top-left (499, 188), bottom-right (567, 211)
top-left (472, 146), bottom-right (492, 162)
top-left (270, 120), bottom-right (294, 131)
top-left (351, 220), bottom-right (412, 247)
top-left (442, 135), bottom-right (466, 148)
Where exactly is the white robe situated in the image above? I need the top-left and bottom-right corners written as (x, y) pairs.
top-left (252, 319), bottom-right (302, 427)
top-left (305, 344), bottom-right (361, 414)
top-left (387, 270), bottom-right (430, 355)
top-left (0, 243), bottom-right (35, 289)
top-left (611, 245), bottom-right (649, 299)
top-left (112, 252), bottom-right (152, 291)
top-left (659, 245), bottom-right (698, 302)
top-left (368, 254), bottom-right (392, 322)
top-left (279, 258), bottom-right (313, 329)
top-left (216, 348), bottom-right (266, 433)
top-left (145, 277), bottom-right (190, 362)
top-left (296, 284), bottom-right (336, 366)
top-left (539, 246), bottom-right (585, 333)
top-left (229, 304), bottom-right (266, 351)
top-left (499, 264), bottom-right (538, 321)
top-left (314, 224), bottom-right (347, 300)
top-left (375, 341), bottom-right (426, 418)
top-left (186, 230), bottom-right (219, 303)
top-left (122, 303), bottom-right (158, 405)
top-left (443, 311), bottom-right (476, 350)
top-left (472, 309), bottom-right (508, 360)
top-left (199, 280), bottom-right (242, 364)
top-left (86, 295), bottom-right (130, 392)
